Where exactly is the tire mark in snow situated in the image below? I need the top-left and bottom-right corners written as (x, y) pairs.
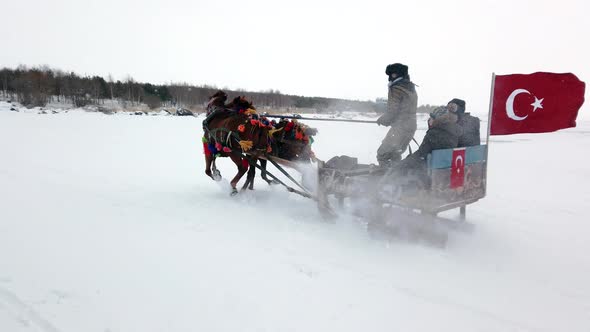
top-left (0, 287), bottom-right (61, 332)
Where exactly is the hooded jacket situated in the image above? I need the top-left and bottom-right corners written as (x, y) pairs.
top-left (401, 112), bottom-right (460, 169)
top-left (457, 112), bottom-right (481, 147)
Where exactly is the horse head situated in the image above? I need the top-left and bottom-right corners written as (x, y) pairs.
top-left (207, 90), bottom-right (227, 107)
top-left (227, 96), bottom-right (256, 114)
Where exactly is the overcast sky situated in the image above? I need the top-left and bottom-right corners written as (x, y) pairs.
top-left (2, 0), bottom-right (589, 114)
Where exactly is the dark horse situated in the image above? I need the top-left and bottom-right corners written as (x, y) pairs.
top-left (267, 118), bottom-right (317, 163)
top-left (237, 115), bottom-right (318, 187)
top-left (202, 93), bottom-right (270, 195)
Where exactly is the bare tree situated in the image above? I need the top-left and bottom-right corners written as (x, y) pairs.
top-left (107, 74), bottom-right (114, 100)
top-left (124, 75), bottom-right (135, 105)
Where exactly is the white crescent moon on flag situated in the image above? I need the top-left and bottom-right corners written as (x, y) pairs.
top-left (455, 155), bottom-right (464, 173)
top-left (506, 89), bottom-right (531, 121)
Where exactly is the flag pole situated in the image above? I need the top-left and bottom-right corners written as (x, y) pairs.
top-left (486, 73), bottom-right (495, 149)
top-left (484, 73), bottom-right (496, 196)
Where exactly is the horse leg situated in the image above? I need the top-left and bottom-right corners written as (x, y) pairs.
top-left (211, 158), bottom-right (221, 180)
top-left (242, 157), bottom-right (257, 190)
top-left (259, 159), bottom-right (274, 185)
top-left (205, 153), bottom-right (213, 178)
top-left (229, 154), bottom-right (249, 195)
top-left (205, 154), bottom-right (222, 181)
top-left (248, 158), bottom-right (256, 190)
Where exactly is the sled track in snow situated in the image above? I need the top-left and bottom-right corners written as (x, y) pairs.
top-left (0, 287), bottom-right (61, 332)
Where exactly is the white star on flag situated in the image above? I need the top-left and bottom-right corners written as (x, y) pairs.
top-left (531, 97), bottom-right (544, 112)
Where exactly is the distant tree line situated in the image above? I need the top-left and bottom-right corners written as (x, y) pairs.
top-left (0, 65), bottom-right (435, 113)
top-left (0, 66), bottom-right (174, 109)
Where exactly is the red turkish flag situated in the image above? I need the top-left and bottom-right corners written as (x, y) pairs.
top-left (450, 149), bottom-right (466, 189)
top-left (490, 72), bottom-right (585, 135)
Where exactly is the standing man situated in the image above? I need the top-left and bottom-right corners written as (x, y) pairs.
top-left (376, 63), bottom-right (418, 167)
top-left (447, 98), bottom-right (481, 147)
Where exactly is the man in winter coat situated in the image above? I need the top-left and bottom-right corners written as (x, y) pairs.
top-left (447, 98), bottom-right (481, 147)
top-left (376, 63), bottom-right (418, 167)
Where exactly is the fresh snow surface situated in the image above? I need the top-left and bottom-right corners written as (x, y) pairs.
top-left (1, 102), bottom-right (589, 332)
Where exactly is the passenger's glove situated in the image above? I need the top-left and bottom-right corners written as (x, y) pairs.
top-left (376, 116), bottom-right (388, 126)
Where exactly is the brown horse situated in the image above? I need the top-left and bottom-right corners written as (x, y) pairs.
top-left (267, 118), bottom-right (317, 162)
top-left (203, 95), bottom-right (270, 195)
top-left (244, 117), bottom-right (318, 191)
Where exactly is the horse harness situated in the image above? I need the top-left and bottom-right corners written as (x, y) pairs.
top-left (203, 108), bottom-right (314, 200)
top-left (202, 108), bottom-right (267, 154)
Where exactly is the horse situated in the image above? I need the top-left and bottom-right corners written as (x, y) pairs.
top-left (202, 95), bottom-right (270, 195)
top-left (235, 115), bottom-right (318, 190)
top-left (267, 118), bottom-right (317, 163)
top-left (244, 117), bottom-right (318, 192)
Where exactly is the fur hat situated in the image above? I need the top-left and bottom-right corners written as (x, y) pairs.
top-left (447, 98), bottom-right (466, 114)
top-left (430, 106), bottom-right (449, 119)
top-left (429, 106), bottom-right (458, 128)
top-left (385, 63), bottom-right (409, 78)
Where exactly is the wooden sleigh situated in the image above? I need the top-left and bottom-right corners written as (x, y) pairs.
top-left (313, 145), bottom-right (488, 246)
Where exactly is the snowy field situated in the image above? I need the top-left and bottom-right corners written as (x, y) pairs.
top-left (1, 102), bottom-right (589, 331)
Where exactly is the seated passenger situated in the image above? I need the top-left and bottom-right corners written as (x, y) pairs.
top-left (447, 98), bottom-right (481, 147)
top-left (398, 106), bottom-right (460, 173)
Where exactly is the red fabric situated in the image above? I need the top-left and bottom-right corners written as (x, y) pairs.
top-left (203, 142), bottom-right (212, 157)
top-left (241, 159), bottom-right (249, 169)
top-left (450, 149), bottom-right (466, 189)
top-left (490, 72), bottom-right (585, 135)
top-left (285, 121), bottom-right (294, 132)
